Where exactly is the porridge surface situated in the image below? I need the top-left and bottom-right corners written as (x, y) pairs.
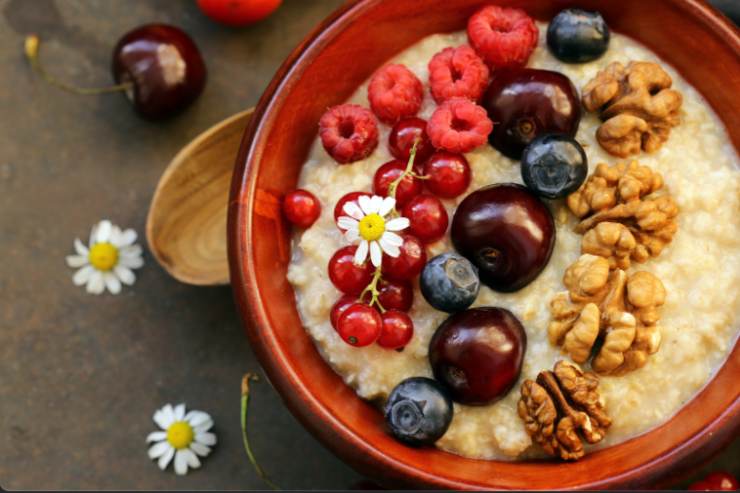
top-left (286, 25), bottom-right (740, 460)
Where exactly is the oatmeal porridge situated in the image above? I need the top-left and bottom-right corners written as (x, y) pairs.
top-left (285, 14), bottom-right (740, 460)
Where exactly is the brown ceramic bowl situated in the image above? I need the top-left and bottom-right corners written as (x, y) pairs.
top-left (228, 0), bottom-right (740, 489)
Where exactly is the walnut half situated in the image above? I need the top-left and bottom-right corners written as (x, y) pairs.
top-left (548, 254), bottom-right (666, 375)
top-left (518, 360), bottom-right (611, 460)
top-left (582, 61), bottom-right (683, 157)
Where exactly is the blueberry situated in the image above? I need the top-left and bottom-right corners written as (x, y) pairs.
top-left (420, 253), bottom-right (480, 313)
top-left (521, 134), bottom-right (587, 199)
top-left (384, 377), bottom-right (453, 446)
top-left (547, 9), bottom-right (610, 63)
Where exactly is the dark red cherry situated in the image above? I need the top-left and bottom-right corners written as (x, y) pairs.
top-left (481, 68), bottom-right (580, 159)
top-left (451, 184), bottom-right (555, 292)
top-left (382, 234), bottom-right (427, 281)
top-left (388, 117), bottom-right (434, 164)
top-left (112, 24), bottom-right (207, 120)
top-left (429, 307), bottom-right (526, 405)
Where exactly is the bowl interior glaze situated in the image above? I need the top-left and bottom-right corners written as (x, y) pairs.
top-left (228, 0), bottom-right (740, 489)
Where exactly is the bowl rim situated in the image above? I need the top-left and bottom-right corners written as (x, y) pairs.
top-left (228, 0), bottom-right (740, 488)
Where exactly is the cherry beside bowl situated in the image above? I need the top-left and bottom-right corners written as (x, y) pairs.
top-left (228, 0), bottom-right (740, 489)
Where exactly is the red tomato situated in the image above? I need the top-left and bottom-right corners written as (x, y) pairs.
top-left (196, 0), bottom-right (282, 26)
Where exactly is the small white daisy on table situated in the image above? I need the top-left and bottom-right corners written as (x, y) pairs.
top-left (147, 403), bottom-right (216, 476)
top-left (338, 195), bottom-right (409, 267)
top-left (65, 219), bottom-right (144, 295)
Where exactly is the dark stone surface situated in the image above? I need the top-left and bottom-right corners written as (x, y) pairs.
top-left (0, 0), bottom-right (736, 489)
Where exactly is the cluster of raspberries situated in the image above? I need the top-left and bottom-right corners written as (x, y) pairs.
top-left (319, 5), bottom-right (538, 163)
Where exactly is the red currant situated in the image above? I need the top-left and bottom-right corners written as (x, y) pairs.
top-left (388, 117), bottom-right (434, 164)
top-left (382, 234), bottom-right (427, 281)
top-left (337, 303), bottom-right (382, 346)
top-left (377, 310), bottom-right (414, 349)
top-left (283, 189), bottom-right (321, 228)
top-left (373, 160), bottom-right (422, 208)
top-left (376, 279), bottom-right (413, 312)
top-left (424, 152), bottom-right (471, 198)
top-left (330, 295), bottom-right (357, 329)
top-left (403, 194), bottom-right (449, 243)
top-left (334, 191), bottom-right (371, 223)
top-left (328, 246), bottom-right (373, 295)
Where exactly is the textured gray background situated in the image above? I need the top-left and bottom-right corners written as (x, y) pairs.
top-left (0, 0), bottom-right (737, 490)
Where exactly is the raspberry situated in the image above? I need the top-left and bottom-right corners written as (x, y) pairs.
top-left (319, 104), bottom-right (379, 164)
top-left (467, 5), bottom-right (539, 68)
top-left (428, 45), bottom-right (490, 103)
top-left (367, 64), bottom-right (423, 124)
top-left (427, 98), bottom-right (493, 154)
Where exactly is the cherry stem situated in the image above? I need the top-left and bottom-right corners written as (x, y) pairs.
top-left (24, 34), bottom-right (134, 95)
top-left (359, 266), bottom-right (385, 312)
top-left (241, 374), bottom-right (280, 490)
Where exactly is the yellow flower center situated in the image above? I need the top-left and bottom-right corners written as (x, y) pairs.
top-left (88, 242), bottom-right (118, 271)
top-left (166, 421), bottom-right (194, 449)
top-left (358, 213), bottom-right (386, 241)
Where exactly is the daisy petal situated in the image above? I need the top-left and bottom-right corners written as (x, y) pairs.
top-left (158, 446), bottom-right (175, 470)
top-left (354, 240), bottom-right (369, 265)
top-left (87, 271), bottom-right (105, 295)
top-left (185, 411), bottom-right (212, 428)
top-left (73, 265), bottom-right (94, 286)
top-left (344, 228), bottom-right (360, 243)
top-left (114, 265), bottom-right (136, 285)
top-left (162, 404), bottom-right (176, 425)
top-left (337, 216), bottom-right (359, 231)
top-left (183, 448), bottom-right (200, 469)
top-left (174, 449), bottom-right (189, 476)
top-left (66, 255), bottom-right (88, 268)
top-left (369, 195), bottom-right (383, 214)
top-left (174, 403), bottom-right (186, 421)
top-left (195, 432), bottom-right (217, 446)
top-left (153, 410), bottom-right (170, 430)
top-left (109, 227), bottom-right (122, 247)
top-left (381, 231), bottom-right (404, 247)
top-left (379, 196), bottom-right (396, 216)
top-left (148, 441), bottom-right (171, 459)
top-left (104, 273), bottom-right (121, 295)
top-left (379, 237), bottom-right (400, 257)
top-left (119, 229), bottom-right (137, 247)
top-left (190, 441), bottom-right (212, 457)
top-left (385, 217), bottom-right (410, 232)
top-left (119, 255), bottom-right (144, 269)
top-left (369, 241), bottom-right (382, 267)
top-left (343, 201), bottom-right (365, 221)
top-left (89, 224), bottom-right (97, 246)
top-left (96, 220), bottom-right (112, 243)
top-left (146, 431), bottom-right (167, 443)
top-left (74, 238), bottom-right (88, 256)
top-left (120, 244), bottom-right (143, 258)
top-left (358, 195), bottom-right (374, 215)
top-left (193, 420), bottom-right (214, 434)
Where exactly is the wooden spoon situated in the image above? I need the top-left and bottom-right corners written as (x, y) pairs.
top-left (146, 108), bottom-right (253, 286)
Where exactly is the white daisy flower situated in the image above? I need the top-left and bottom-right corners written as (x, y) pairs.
top-left (65, 219), bottom-right (144, 295)
top-left (337, 195), bottom-right (409, 267)
top-left (146, 403), bottom-right (216, 476)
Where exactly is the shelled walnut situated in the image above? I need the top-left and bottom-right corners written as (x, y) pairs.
top-left (548, 254), bottom-right (666, 375)
top-left (518, 360), bottom-right (611, 461)
top-left (567, 161), bottom-right (678, 267)
top-left (582, 61), bottom-right (683, 157)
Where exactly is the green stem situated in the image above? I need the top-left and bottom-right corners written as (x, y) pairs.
top-left (359, 266), bottom-right (385, 312)
top-left (386, 140), bottom-right (420, 202)
top-left (241, 374), bottom-right (279, 490)
top-left (25, 34), bottom-right (133, 95)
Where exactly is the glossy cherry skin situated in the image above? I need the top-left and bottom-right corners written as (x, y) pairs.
top-left (451, 184), bottom-right (555, 292)
top-left (376, 279), bottom-right (414, 312)
top-left (373, 160), bottom-right (423, 208)
top-left (429, 307), bottom-right (526, 405)
top-left (388, 117), bottom-right (435, 164)
top-left (337, 303), bottom-right (382, 347)
top-left (330, 295), bottom-right (357, 329)
top-left (328, 246), bottom-right (374, 295)
top-left (382, 234), bottom-right (427, 281)
top-left (423, 152), bottom-right (471, 199)
top-left (377, 310), bottom-right (414, 349)
top-left (112, 24), bottom-right (206, 120)
top-left (403, 194), bottom-right (449, 244)
top-left (481, 68), bottom-right (580, 159)
top-left (283, 189), bottom-right (321, 228)
top-left (334, 191), bottom-right (371, 223)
